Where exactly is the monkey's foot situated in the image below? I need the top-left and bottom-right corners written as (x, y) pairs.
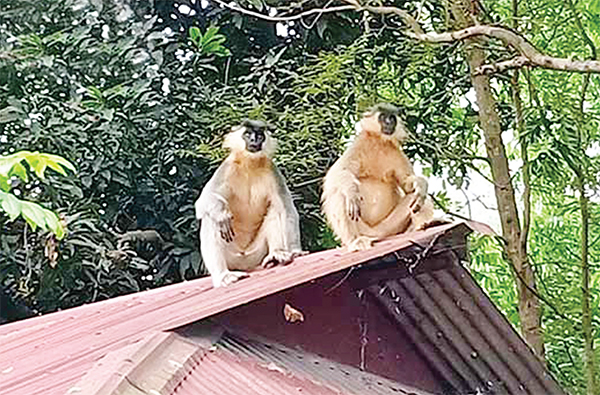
top-left (292, 250), bottom-right (309, 258)
top-left (262, 250), bottom-right (299, 268)
top-left (347, 236), bottom-right (374, 252)
top-left (215, 270), bottom-right (249, 288)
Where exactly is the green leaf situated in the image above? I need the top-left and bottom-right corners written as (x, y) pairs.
top-left (0, 151), bottom-right (75, 181)
top-left (202, 26), bottom-right (218, 44)
top-left (246, 0), bottom-right (263, 11)
top-left (20, 201), bottom-right (47, 231)
top-left (0, 191), bottom-right (22, 221)
top-left (87, 86), bottom-right (104, 101)
top-left (189, 26), bottom-right (201, 43)
top-left (16, 201), bottom-right (65, 238)
top-left (0, 192), bottom-right (65, 239)
top-left (43, 210), bottom-right (64, 239)
top-left (0, 175), bottom-right (9, 192)
top-left (214, 47), bottom-right (231, 57)
top-left (201, 41), bottom-right (222, 55)
top-left (29, 156), bottom-right (48, 179)
top-left (8, 162), bottom-right (29, 183)
top-left (205, 35), bottom-right (226, 47)
top-left (41, 153), bottom-right (76, 174)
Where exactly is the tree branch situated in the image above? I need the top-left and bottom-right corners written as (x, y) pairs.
top-left (400, 24), bottom-right (600, 73)
top-left (476, 56), bottom-right (529, 74)
top-left (510, 0), bottom-right (530, 270)
top-left (211, 0), bottom-right (600, 74)
top-left (344, 0), bottom-right (600, 73)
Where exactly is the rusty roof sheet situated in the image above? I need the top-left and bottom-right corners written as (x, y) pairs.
top-left (0, 223), bottom-right (470, 395)
top-left (170, 331), bottom-right (434, 395)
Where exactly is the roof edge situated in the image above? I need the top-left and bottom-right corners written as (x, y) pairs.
top-left (69, 331), bottom-right (199, 395)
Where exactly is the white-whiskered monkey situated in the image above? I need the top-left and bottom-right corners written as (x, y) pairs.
top-left (195, 120), bottom-right (304, 287)
top-left (322, 103), bottom-right (434, 251)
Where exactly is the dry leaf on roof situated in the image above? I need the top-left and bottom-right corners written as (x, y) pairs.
top-left (283, 303), bottom-right (304, 323)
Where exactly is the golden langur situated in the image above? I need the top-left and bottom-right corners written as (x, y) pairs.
top-left (322, 104), bottom-right (434, 251)
top-left (195, 120), bottom-right (304, 287)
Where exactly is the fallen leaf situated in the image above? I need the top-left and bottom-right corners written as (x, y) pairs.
top-left (284, 303), bottom-right (304, 323)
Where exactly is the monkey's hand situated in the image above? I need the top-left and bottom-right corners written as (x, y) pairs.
top-left (346, 194), bottom-right (362, 221)
top-left (214, 208), bottom-right (235, 243)
top-left (410, 177), bottom-right (428, 213)
top-left (261, 250), bottom-right (299, 268)
top-left (347, 236), bottom-right (374, 252)
top-left (216, 270), bottom-right (249, 287)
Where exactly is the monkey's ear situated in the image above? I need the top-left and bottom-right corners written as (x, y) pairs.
top-left (394, 104), bottom-right (406, 118)
top-left (230, 124), bottom-right (244, 133)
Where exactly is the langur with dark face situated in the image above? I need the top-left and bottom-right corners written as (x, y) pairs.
top-left (322, 104), bottom-right (434, 251)
top-left (195, 120), bottom-right (304, 287)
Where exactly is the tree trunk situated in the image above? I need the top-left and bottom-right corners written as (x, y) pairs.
top-left (448, 0), bottom-right (545, 359)
top-left (567, 0), bottom-right (598, 387)
top-left (578, 179), bottom-right (596, 395)
top-left (511, 1), bottom-right (531, 257)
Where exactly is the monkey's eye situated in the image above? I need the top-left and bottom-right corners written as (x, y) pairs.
top-left (379, 113), bottom-right (391, 123)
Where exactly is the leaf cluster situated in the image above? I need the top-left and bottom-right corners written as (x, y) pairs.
top-left (0, 151), bottom-right (74, 239)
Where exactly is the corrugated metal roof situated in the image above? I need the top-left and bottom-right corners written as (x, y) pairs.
top-left (172, 347), bottom-right (340, 395)
top-left (0, 221), bottom-right (566, 395)
top-left (0, 223), bottom-right (469, 395)
top-left (366, 260), bottom-right (565, 395)
top-left (170, 331), bottom-right (435, 395)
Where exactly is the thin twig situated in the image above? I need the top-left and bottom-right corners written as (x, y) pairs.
top-left (429, 193), bottom-right (472, 222)
top-left (325, 266), bottom-right (356, 294)
top-left (295, 176), bottom-right (323, 188)
top-left (210, 0), bottom-right (355, 22)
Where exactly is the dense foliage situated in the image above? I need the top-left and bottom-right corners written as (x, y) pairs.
top-left (1, 0), bottom-right (600, 392)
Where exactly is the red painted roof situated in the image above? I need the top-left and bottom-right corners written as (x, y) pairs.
top-left (0, 223), bottom-right (468, 395)
top-left (170, 330), bottom-right (433, 395)
top-left (173, 351), bottom-right (340, 395)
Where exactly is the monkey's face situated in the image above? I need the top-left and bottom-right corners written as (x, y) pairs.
top-left (359, 103), bottom-right (405, 139)
top-left (378, 111), bottom-right (398, 135)
top-left (224, 120), bottom-right (277, 158)
top-left (242, 121), bottom-right (267, 153)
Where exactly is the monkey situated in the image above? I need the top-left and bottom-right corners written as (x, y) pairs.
top-left (107, 229), bottom-right (172, 268)
top-left (195, 120), bottom-right (304, 288)
top-left (322, 103), bottom-right (434, 251)
top-left (116, 229), bottom-right (167, 261)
